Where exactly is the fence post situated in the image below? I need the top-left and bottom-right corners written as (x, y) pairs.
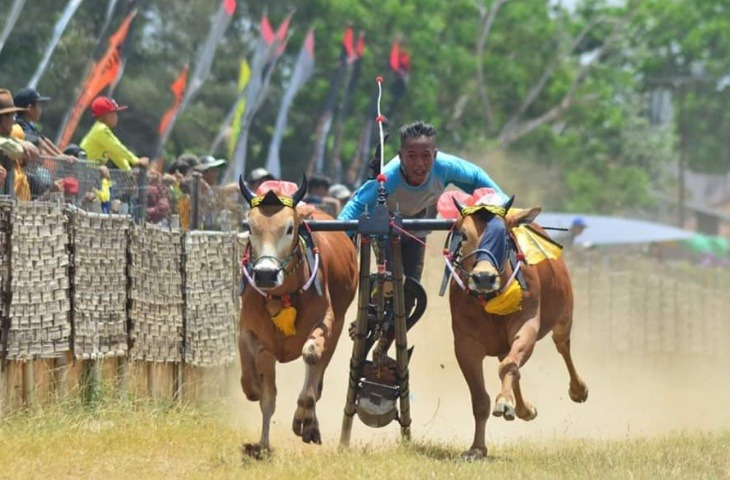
top-left (190, 172), bottom-right (201, 231)
top-left (135, 167), bottom-right (148, 224)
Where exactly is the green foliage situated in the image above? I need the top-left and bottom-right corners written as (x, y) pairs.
top-left (0, 0), bottom-right (725, 212)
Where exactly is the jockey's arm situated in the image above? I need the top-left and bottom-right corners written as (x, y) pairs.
top-left (337, 178), bottom-right (380, 221)
top-left (438, 152), bottom-right (509, 202)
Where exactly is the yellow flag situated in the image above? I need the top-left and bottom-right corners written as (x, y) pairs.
top-left (228, 59), bottom-right (251, 159)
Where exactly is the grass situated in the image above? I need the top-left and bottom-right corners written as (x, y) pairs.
top-left (0, 398), bottom-right (728, 480)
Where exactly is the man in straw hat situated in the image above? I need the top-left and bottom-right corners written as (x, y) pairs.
top-left (0, 88), bottom-right (41, 199)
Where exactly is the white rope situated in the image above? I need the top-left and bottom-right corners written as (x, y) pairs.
top-left (376, 77), bottom-right (385, 176)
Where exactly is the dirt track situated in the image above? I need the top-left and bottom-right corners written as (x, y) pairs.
top-left (228, 232), bottom-right (730, 450)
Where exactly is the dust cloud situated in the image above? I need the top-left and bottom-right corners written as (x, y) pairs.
top-left (226, 232), bottom-right (730, 451)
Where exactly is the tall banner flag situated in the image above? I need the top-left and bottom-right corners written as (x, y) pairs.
top-left (157, 65), bottom-right (189, 144)
top-left (348, 38), bottom-right (410, 186)
top-left (223, 12), bottom-right (291, 184)
top-left (28, 0), bottom-right (85, 89)
top-left (0, 0), bottom-right (27, 56)
top-left (156, 0), bottom-right (236, 153)
top-left (265, 28), bottom-right (315, 178)
top-left (210, 59), bottom-right (250, 156)
top-left (307, 26), bottom-right (356, 176)
top-left (330, 30), bottom-right (365, 182)
top-left (57, 9), bottom-right (137, 148)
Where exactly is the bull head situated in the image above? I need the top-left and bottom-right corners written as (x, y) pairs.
top-left (238, 174), bottom-right (309, 208)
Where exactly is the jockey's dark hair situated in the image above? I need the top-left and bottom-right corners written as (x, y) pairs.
top-left (399, 121), bottom-right (436, 145)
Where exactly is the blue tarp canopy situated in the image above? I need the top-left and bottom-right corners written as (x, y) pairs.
top-left (537, 212), bottom-right (696, 246)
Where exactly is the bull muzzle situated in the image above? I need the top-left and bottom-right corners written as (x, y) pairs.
top-left (253, 266), bottom-right (282, 288)
top-left (470, 271), bottom-right (500, 293)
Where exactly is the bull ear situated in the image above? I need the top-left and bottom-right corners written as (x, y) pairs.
top-left (238, 175), bottom-right (255, 206)
top-left (291, 174), bottom-right (308, 205)
top-left (452, 197), bottom-right (466, 217)
top-left (502, 195), bottom-right (515, 213)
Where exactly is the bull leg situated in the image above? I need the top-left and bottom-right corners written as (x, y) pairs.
top-left (294, 306), bottom-right (342, 445)
top-left (454, 333), bottom-right (490, 460)
top-left (494, 319), bottom-right (538, 421)
top-left (242, 349), bottom-right (277, 459)
top-left (239, 329), bottom-right (261, 401)
top-left (552, 320), bottom-right (588, 403)
top-left (513, 376), bottom-right (538, 421)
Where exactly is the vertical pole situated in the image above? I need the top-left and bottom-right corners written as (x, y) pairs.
top-left (21, 360), bottom-right (34, 408)
top-left (340, 236), bottom-right (371, 447)
top-left (677, 87), bottom-right (687, 228)
top-left (135, 167), bottom-right (148, 225)
top-left (190, 172), bottom-right (201, 231)
top-left (390, 236), bottom-right (411, 440)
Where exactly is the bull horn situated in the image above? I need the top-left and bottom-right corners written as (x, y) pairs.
top-left (238, 175), bottom-right (255, 206)
top-left (502, 195), bottom-right (515, 212)
top-left (452, 197), bottom-right (466, 217)
top-left (291, 174), bottom-right (308, 205)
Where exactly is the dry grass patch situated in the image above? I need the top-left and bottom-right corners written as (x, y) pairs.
top-left (0, 399), bottom-right (727, 480)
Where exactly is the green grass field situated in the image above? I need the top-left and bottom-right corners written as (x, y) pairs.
top-left (1, 399), bottom-right (727, 480)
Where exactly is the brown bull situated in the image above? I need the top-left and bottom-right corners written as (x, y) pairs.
top-left (238, 178), bottom-right (357, 456)
top-left (449, 198), bottom-right (588, 459)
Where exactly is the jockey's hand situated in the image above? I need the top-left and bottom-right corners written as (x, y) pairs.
top-left (137, 156), bottom-right (150, 168)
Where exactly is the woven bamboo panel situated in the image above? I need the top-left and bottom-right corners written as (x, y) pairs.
top-left (184, 232), bottom-right (238, 366)
top-left (129, 226), bottom-right (184, 362)
top-left (5, 202), bottom-right (70, 360)
top-left (70, 210), bottom-right (131, 359)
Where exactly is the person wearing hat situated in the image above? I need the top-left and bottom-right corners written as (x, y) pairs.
top-left (195, 155), bottom-right (226, 187)
top-left (12, 87), bottom-right (72, 160)
top-left (80, 96), bottom-right (149, 171)
top-left (246, 167), bottom-right (275, 193)
top-left (0, 88), bottom-right (42, 200)
top-left (328, 183), bottom-right (352, 210)
top-left (194, 155), bottom-right (230, 229)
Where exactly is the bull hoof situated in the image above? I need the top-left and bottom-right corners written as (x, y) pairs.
top-left (461, 447), bottom-right (487, 461)
top-left (493, 402), bottom-right (516, 421)
top-left (302, 426), bottom-right (322, 445)
top-left (302, 339), bottom-right (320, 365)
top-left (241, 443), bottom-right (271, 460)
top-left (569, 383), bottom-right (589, 403)
top-left (517, 405), bottom-right (538, 421)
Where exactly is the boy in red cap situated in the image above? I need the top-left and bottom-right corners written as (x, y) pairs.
top-left (80, 96), bottom-right (149, 171)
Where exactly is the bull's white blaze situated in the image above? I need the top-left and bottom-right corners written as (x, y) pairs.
top-left (249, 220), bottom-right (296, 288)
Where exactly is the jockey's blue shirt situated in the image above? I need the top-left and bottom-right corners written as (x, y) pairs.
top-left (338, 151), bottom-right (508, 236)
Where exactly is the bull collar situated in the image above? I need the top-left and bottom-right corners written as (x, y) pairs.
top-left (241, 235), bottom-right (320, 301)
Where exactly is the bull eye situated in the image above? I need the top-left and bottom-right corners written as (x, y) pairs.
top-left (286, 224), bottom-right (294, 235)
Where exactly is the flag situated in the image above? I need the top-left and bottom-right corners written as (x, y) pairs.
top-left (157, 65), bottom-right (189, 140)
top-left (307, 26), bottom-right (357, 177)
top-left (330, 30), bottom-right (366, 182)
top-left (54, 0), bottom-right (121, 144)
top-left (157, 0), bottom-right (236, 153)
top-left (0, 0), bottom-right (27, 56)
top-left (223, 12), bottom-right (291, 184)
top-left (265, 28), bottom-right (315, 178)
top-left (209, 59), bottom-right (250, 156)
top-left (57, 9), bottom-right (137, 149)
top-left (28, 0), bottom-right (84, 89)
top-left (349, 38), bottom-right (410, 186)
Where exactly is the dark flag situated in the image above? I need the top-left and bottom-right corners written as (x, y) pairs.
top-left (307, 25), bottom-right (358, 177)
top-left (265, 28), bottom-right (315, 178)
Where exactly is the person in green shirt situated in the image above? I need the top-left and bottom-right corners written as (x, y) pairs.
top-left (80, 96), bottom-right (149, 171)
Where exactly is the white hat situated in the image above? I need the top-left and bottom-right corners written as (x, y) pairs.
top-left (328, 183), bottom-right (352, 200)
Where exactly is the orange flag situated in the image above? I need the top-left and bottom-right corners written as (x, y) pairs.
top-left (157, 65), bottom-right (189, 138)
top-left (58, 9), bottom-right (137, 148)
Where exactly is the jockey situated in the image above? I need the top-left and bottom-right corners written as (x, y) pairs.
top-left (338, 120), bottom-right (510, 282)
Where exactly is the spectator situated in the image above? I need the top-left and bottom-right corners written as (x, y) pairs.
top-left (0, 88), bottom-right (37, 200)
top-left (63, 143), bottom-right (88, 160)
top-left (246, 167), bottom-right (275, 193)
top-left (93, 166), bottom-right (113, 214)
top-left (145, 169), bottom-right (170, 224)
top-left (328, 183), bottom-right (352, 211)
top-left (13, 88), bottom-right (76, 162)
top-left (303, 173), bottom-right (340, 216)
top-left (80, 96), bottom-right (149, 171)
top-left (195, 155), bottom-right (226, 187)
